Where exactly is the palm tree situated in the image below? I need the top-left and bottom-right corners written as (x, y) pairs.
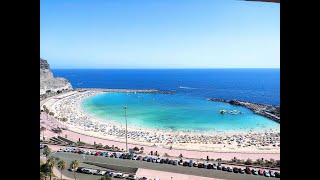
top-left (43, 147), bottom-right (51, 162)
top-left (40, 172), bottom-right (45, 180)
top-left (40, 126), bottom-right (46, 140)
top-left (63, 117), bottom-right (68, 128)
top-left (47, 157), bottom-right (56, 180)
top-left (57, 160), bottom-right (66, 180)
top-left (45, 108), bottom-right (50, 120)
top-left (70, 160), bottom-right (80, 180)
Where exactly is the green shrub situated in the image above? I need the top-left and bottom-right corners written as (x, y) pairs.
top-left (244, 158), bottom-right (252, 165)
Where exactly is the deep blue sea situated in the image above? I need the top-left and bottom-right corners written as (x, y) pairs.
top-left (52, 69), bottom-right (279, 131)
top-left (52, 69), bottom-right (279, 105)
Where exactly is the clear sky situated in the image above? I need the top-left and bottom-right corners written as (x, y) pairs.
top-left (40, 0), bottom-right (279, 69)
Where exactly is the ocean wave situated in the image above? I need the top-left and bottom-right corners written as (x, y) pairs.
top-left (179, 86), bottom-right (197, 89)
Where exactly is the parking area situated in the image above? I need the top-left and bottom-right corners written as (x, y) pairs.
top-left (43, 146), bottom-right (280, 180)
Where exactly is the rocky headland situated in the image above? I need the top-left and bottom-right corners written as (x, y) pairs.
top-left (40, 58), bottom-right (72, 100)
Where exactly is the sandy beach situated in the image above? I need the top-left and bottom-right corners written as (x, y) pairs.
top-left (41, 90), bottom-right (280, 160)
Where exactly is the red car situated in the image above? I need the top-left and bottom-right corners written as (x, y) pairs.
top-left (245, 167), bottom-right (252, 174)
top-left (95, 151), bottom-right (101, 156)
top-left (258, 169), bottom-right (264, 175)
top-left (74, 149), bottom-right (80, 153)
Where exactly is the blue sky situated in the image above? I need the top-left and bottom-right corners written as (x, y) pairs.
top-left (40, 0), bottom-right (279, 69)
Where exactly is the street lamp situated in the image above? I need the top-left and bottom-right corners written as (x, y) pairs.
top-left (124, 106), bottom-right (128, 152)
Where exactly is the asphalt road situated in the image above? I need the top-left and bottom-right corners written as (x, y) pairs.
top-left (48, 152), bottom-right (279, 180)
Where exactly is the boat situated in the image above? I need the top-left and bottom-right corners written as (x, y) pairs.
top-left (219, 110), bottom-right (227, 114)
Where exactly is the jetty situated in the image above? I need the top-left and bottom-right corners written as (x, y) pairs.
top-left (208, 98), bottom-right (280, 123)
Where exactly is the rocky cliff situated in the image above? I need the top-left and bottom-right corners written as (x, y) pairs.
top-left (40, 58), bottom-right (72, 100)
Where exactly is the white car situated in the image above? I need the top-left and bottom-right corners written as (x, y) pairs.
top-left (178, 161), bottom-right (183, 165)
top-left (156, 158), bottom-right (161, 163)
top-left (132, 156), bottom-right (138, 160)
top-left (152, 158), bottom-right (157, 163)
top-left (264, 170), bottom-right (270, 177)
top-left (93, 170), bottom-right (106, 175)
top-left (91, 151), bottom-right (97, 155)
top-left (58, 148), bottom-right (65, 152)
top-left (82, 168), bottom-right (94, 174)
top-left (114, 172), bottom-right (125, 178)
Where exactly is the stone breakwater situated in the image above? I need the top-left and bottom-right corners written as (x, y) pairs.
top-left (74, 88), bottom-right (175, 94)
top-left (208, 98), bottom-right (280, 123)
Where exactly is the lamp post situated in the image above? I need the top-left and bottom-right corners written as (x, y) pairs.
top-left (124, 106), bottom-right (128, 153)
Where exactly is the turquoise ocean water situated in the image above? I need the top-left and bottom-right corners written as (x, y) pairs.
top-left (81, 92), bottom-right (279, 132)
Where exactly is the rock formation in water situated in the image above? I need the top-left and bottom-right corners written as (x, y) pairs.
top-left (40, 58), bottom-right (72, 100)
top-left (208, 98), bottom-right (280, 123)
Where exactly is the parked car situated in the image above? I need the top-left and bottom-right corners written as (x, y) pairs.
top-left (269, 170), bottom-right (275, 177)
top-left (126, 154), bottom-right (132, 159)
top-left (245, 167), bottom-right (252, 174)
top-left (193, 162), bottom-right (198, 167)
top-left (160, 159), bottom-right (164, 164)
top-left (114, 153), bottom-right (120, 158)
top-left (251, 169), bottom-right (258, 175)
top-left (68, 168), bottom-right (76, 172)
top-left (198, 163), bottom-right (204, 168)
top-left (76, 167), bottom-right (84, 173)
top-left (264, 170), bottom-right (270, 177)
top-left (137, 156), bottom-right (142, 160)
top-left (275, 172), bottom-right (280, 178)
top-left (227, 167), bottom-right (233, 172)
top-left (258, 169), bottom-right (264, 175)
top-left (132, 155), bottom-right (138, 160)
top-left (82, 168), bottom-right (94, 174)
top-left (127, 174), bottom-right (136, 180)
top-left (183, 161), bottom-right (189, 166)
top-left (139, 177), bottom-right (148, 180)
top-left (217, 165), bottom-right (222, 170)
top-left (95, 151), bottom-right (102, 156)
top-left (104, 171), bottom-right (114, 177)
top-left (143, 157), bottom-right (148, 161)
top-left (222, 166), bottom-right (227, 171)
top-left (156, 158), bottom-right (161, 163)
top-left (164, 159), bottom-right (169, 164)
top-left (147, 157), bottom-right (153, 162)
top-left (213, 164), bottom-right (217, 170)
top-left (94, 170), bottom-right (106, 175)
top-left (114, 172), bottom-right (125, 178)
top-left (100, 152), bottom-right (107, 156)
top-left (168, 160), bottom-right (173, 164)
top-left (171, 160), bottom-right (177, 166)
top-left (233, 167), bottom-right (239, 173)
top-left (239, 168), bottom-right (245, 174)
top-left (178, 161), bottom-right (183, 166)
top-left (152, 158), bottom-right (157, 163)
